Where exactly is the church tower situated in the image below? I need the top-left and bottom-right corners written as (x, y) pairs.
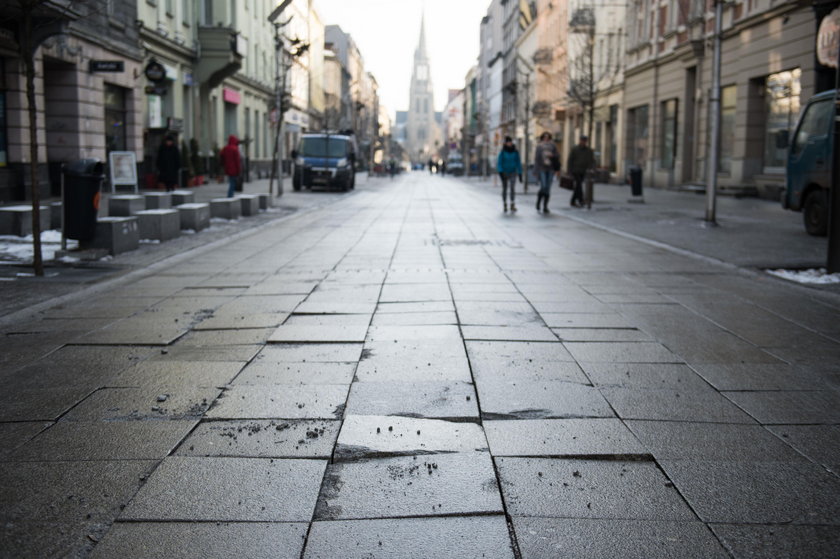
top-left (405, 13), bottom-right (439, 163)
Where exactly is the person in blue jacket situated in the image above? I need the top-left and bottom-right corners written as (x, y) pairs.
top-left (496, 136), bottom-right (522, 212)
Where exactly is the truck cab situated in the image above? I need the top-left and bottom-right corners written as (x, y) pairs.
top-left (292, 133), bottom-right (357, 192)
top-left (784, 89), bottom-right (834, 236)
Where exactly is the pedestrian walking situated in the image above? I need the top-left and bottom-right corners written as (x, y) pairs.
top-left (567, 135), bottom-right (595, 208)
top-left (428, 158), bottom-right (435, 174)
top-left (496, 136), bottom-right (522, 213)
top-left (534, 131), bottom-right (560, 213)
top-left (219, 135), bottom-right (242, 198)
top-left (156, 134), bottom-right (181, 192)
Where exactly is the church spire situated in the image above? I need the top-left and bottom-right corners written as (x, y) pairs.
top-left (417, 8), bottom-right (427, 58)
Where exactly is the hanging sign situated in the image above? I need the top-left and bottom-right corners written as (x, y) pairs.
top-left (818, 7), bottom-right (840, 69)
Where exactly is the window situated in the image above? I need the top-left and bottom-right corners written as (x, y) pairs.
top-left (423, 99), bottom-right (428, 114)
top-left (764, 68), bottom-right (801, 170)
top-left (719, 85), bottom-right (736, 173)
top-left (104, 84), bottom-right (128, 153)
top-left (166, 0), bottom-right (173, 16)
top-left (792, 99), bottom-right (832, 155)
top-left (660, 99), bottom-right (677, 169)
top-left (202, 0), bottom-right (212, 25)
top-left (182, 0), bottom-right (190, 24)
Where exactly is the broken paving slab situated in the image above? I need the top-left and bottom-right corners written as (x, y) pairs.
top-left (563, 342), bottom-right (683, 364)
top-left (600, 386), bottom-right (755, 423)
top-left (205, 384), bottom-right (349, 420)
top-left (579, 363), bottom-right (710, 390)
top-left (0, 460), bottom-right (157, 522)
top-left (625, 421), bottom-right (806, 461)
top-left (122, 457), bottom-right (326, 522)
top-left (91, 522), bottom-right (308, 559)
top-left (234, 362), bottom-right (356, 385)
top-left (61, 387), bottom-right (221, 421)
top-left (660, 460), bottom-right (840, 524)
top-left (252, 343), bottom-right (363, 363)
top-left (344, 381), bottom-right (478, 419)
top-left (496, 457), bottom-right (695, 521)
top-left (512, 518), bottom-right (729, 559)
top-left (314, 452), bottom-right (502, 520)
top-left (109, 360), bottom-right (245, 389)
top-left (304, 516), bottom-right (514, 559)
top-left (177, 419), bottom-right (339, 458)
top-left (477, 380), bottom-right (613, 420)
top-left (484, 419), bottom-right (646, 457)
top-left (709, 524), bottom-right (840, 559)
top-left (334, 415), bottom-right (487, 460)
top-left (722, 390), bottom-right (840, 424)
top-left (10, 420), bottom-right (197, 461)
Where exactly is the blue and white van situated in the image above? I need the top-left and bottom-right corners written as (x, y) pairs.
top-left (292, 133), bottom-right (357, 192)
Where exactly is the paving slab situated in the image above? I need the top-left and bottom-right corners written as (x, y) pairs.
top-left (71, 322), bottom-right (188, 346)
top-left (234, 361), bottom-right (356, 385)
top-left (723, 391), bottom-right (840, 424)
top-left (370, 311), bottom-right (458, 326)
top-left (92, 522), bottom-right (307, 559)
top-left (513, 518), bottom-right (729, 559)
top-left (457, 309), bottom-right (542, 326)
top-left (10, 421), bottom-right (196, 461)
top-left (709, 524), bottom-right (840, 559)
top-left (0, 386), bottom-right (96, 421)
top-left (174, 328), bottom-right (275, 346)
top-left (62, 387), bottom-right (220, 421)
top-left (660, 460), bottom-right (840, 524)
top-left (553, 328), bottom-right (654, 342)
top-left (294, 301), bottom-right (378, 314)
top-left (314, 452), bottom-right (502, 520)
top-left (1, 521), bottom-right (109, 559)
top-left (0, 422), bottom-right (51, 460)
top-left (379, 283), bottom-right (451, 302)
top-left (580, 362), bottom-right (711, 390)
top-left (766, 425), bottom-right (840, 467)
top-left (691, 363), bottom-right (825, 391)
top-left (177, 419), bottom-right (339, 458)
top-left (109, 360), bottom-right (245, 388)
top-left (462, 325), bottom-right (558, 341)
top-left (252, 343), bottom-right (363, 363)
top-left (477, 380), bottom-right (613, 419)
top-left (626, 421), bottom-right (806, 461)
top-left (146, 344), bottom-right (261, 362)
top-left (484, 419), bottom-right (646, 457)
top-left (466, 340), bottom-right (575, 362)
top-left (205, 384), bottom-right (349, 419)
top-left (600, 386), bottom-right (756, 423)
top-left (0, 460), bottom-right (156, 522)
top-left (471, 359), bottom-right (590, 384)
top-left (304, 516), bottom-right (514, 559)
top-left (563, 342), bottom-right (682, 363)
top-left (355, 353), bottom-right (472, 383)
top-left (123, 457), bottom-right (326, 521)
top-left (334, 415), bottom-right (487, 460)
top-left (496, 457), bottom-right (695, 520)
top-left (344, 381), bottom-right (478, 419)
top-left (194, 311), bottom-right (291, 329)
top-left (375, 301), bottom-right (455, 313)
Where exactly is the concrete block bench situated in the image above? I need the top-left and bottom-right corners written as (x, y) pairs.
top-left (90, 216), bottom-right (138, 255)
top-left (170, 190), bottom-right (195, 206)
top-left (238, 194), bottom-right (260, 216)
top-left (108, 195), bottom-right (144, 217)
top-left (136, 209), bottom-right (181, 242)
top-left (0, 205), bottom-right (51, 237)
top-left (257, 193), bottom-right (273, 210)
top-left (50, 201), bottom-right (62, 230)
top-left (176, 203), bottom-right (210, 232)
top-left (144, 192), bottom-right (172, 210)
top-left (210, 198), bottom-right (241, 220)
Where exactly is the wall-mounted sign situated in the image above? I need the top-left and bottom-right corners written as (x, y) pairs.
top-left (167, 117), bottom-right (184, 132)
top-left (818, 7), bottom-right (840, 69)
top-left (148, 95), bottom-right (163, 128)
top-left (144, 59), bottom-right (166, 82)
top-left (223, 88), bottom-right (241, 104)
top-left (89, 60), bottom-right (124, 73)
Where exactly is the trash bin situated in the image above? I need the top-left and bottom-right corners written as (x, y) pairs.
top-left (629, 166), bottom-right (643, 197)
top-left (62, 159), bottom-right (104, 241)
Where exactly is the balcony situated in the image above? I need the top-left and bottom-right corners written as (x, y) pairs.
top-left (196, 26), bottom-right (243, 90)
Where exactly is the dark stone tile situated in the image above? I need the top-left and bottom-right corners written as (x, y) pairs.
top-left (178, 419), bottom-right (339, 458)
top-left (661, 460), bottom-right (840, 524)
top-left (710, 524), bottom-right (840, 559)
top-left (692, 363), bottom-right (825, 391)
top-left (304, 516), bottom-right (514, 559)
top-left (497, 457), bottom-right (694, 520)
top-left (175, 328), bottom-right (276, 346)
top-left (147, 345), bottom-right (262, 362)
top-left (2, 521), bottom-right (109, 559)
top-left (0, 422), bottom-right (51, 460)
top-left (205, 385), bottom-right (349, 419)
top-left (110, 360), bottom-right (245, 388)
top-left (724, 391), bottom-right (840, 424)
top-left (553, 328), bottom-right (653, 342)
top-left (0, 386), bottom-right (96, 421)
top-left (513, 518), bottom-right (729, 559)
top-left (601, 386), bottom-right (755, 423)
top-left (581, 363), bottom-right (710, 390)
top-left (766, 425), bottom-right (840, 466)
top-left (252, 343), bottom-right (363, 363)
top-left (234, 361), bottom-right (356, 385)
top-left (540, 313), bottom-right (635, 328)
top-left (314, 452), bottom-right (503, 520)
top-left (484, 419), bottom-right (646, 457)
top-left (62, 387), bottom-right (221, 421)
top-left (564, 342), bottom-right (682, 363)
top-left (122, 457), bottom-right (326, 521)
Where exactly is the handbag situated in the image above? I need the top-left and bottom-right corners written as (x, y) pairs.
top-left (559, 174), bottom-right (574, 190)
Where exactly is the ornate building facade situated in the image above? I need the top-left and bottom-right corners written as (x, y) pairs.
top-left (405, 15), bottom-right (440, 164)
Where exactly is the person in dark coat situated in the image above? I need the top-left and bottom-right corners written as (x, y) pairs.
top-left (534, 131), bottom-right (561, 213)
top-left (567, 135), bottom-right (595, 207)
top-left (496, 136), bottom-right (522, 213)
top-left (219, 134), bottom-right (242, 198)
top-left (156, 134), bottom-right (181, 192)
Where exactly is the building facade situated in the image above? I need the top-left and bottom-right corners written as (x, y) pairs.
top-left (405, 15), bottom-right (441, 164)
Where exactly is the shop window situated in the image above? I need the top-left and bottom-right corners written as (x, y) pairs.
top-left (104, 83), bottom-right (128, 153)
top-left (660, 99), bottom-right (678, 169)
top-left (763, 68), bottom-right (801, 171)
top-left (719, 85), bottom-right (736, 173)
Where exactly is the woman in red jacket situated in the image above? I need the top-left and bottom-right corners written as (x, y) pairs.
top-left (219, 135), bottom-right (241, 198)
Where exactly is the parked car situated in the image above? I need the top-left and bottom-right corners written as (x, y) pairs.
top-left (292, 133), bottom-right (357, 192)
top-left (446, 154), bottom-right (465, 176)
top-left (783, 89), bottom-right (834, 236)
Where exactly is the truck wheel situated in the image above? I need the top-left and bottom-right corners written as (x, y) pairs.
top-left (293, 172), bottom-right (302, 191)
top-left (803, 189), bottom-right (828, 236)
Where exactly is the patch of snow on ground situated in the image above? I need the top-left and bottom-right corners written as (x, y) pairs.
top-left (0, 232), bottom-right (78, 263)
top-left (767, 268), bottom-right (840, 285)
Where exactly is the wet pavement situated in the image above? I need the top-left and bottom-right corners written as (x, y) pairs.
top-left (1, 173), bottom-right (839, 557)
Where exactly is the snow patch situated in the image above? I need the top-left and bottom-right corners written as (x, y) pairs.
top-left (767, 268), bottom-right (840, 285)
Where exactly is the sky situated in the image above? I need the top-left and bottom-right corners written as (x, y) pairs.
top-left (314, 0), bottom-right (488, 120)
